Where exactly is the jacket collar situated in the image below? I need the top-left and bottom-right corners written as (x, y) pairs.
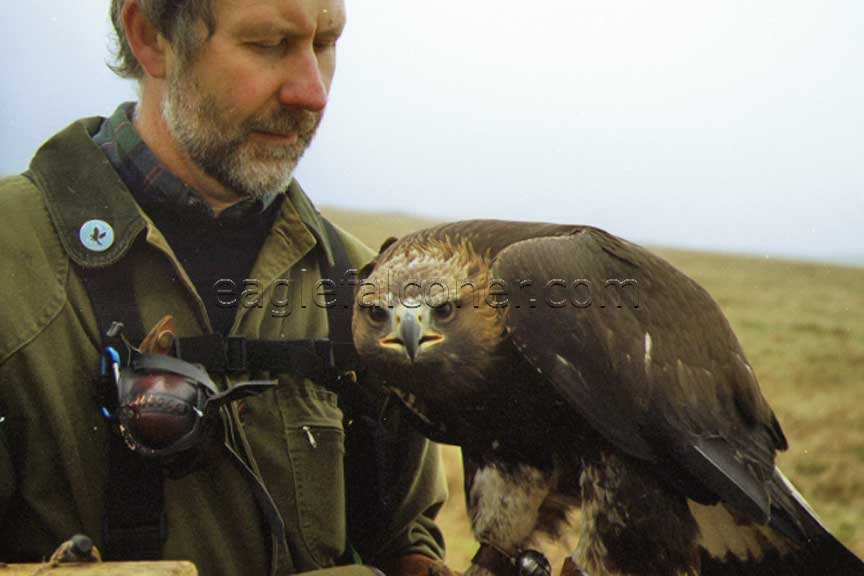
top-left (28, 117), bottom-right (147, 268)
top-left (285, 180), bottom-right (336, 267)
top-left (27, 116), bottom-right (334, 268)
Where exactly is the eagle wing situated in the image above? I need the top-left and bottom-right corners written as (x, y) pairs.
top-left (492, 226), bottom-right (788, 526)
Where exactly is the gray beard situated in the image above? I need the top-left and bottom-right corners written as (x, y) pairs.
top-left (162, 71), bottom-right (321, 200)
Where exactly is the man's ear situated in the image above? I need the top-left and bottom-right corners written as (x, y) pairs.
top-left (121, 0), bottom-right (169, 78)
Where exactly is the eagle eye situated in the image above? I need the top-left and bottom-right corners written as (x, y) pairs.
top-left (367, 305), bottom-right (389, 324)
top-left (432, 301), bottom-right (455, 322)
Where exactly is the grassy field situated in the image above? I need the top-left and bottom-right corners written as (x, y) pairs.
top-left (323, 208), bottom-right (864, 569)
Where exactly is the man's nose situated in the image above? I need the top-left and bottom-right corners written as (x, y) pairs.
top-left (278, 48), bottom-right (329, 111)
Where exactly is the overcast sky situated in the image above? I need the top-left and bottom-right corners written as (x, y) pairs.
top-left (2, 1), bottom-right (862, 264)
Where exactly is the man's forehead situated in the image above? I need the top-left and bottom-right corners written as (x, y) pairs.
top-left (215, 0), bottom-right (346, 33)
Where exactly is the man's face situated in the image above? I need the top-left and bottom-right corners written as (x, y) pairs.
top-left (162, 0), bottom-right (346, 199)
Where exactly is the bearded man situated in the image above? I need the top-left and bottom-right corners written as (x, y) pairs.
top-left (0, 2), bottom-right (448, 575)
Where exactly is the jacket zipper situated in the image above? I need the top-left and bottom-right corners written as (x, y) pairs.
top-left (301, 425), bottom-right (318, 448)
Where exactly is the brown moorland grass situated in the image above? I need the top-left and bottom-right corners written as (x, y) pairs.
top-left (322, 208), bottom-right (864, 569)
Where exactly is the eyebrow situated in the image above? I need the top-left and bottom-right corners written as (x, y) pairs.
top-left (231, 17), bottom-right (345, 43)
top-left (232, 21), bottom-right (304, 38)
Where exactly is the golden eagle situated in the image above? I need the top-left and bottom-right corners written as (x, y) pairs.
top-left (351, 220), bottom-right (863, 576)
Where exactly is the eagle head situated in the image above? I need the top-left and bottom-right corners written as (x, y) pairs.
top-left (352, 236), bottom-right (511, 442)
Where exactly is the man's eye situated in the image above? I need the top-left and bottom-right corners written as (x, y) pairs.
top-left (249, 39), bottom-right (288, 51)
top-left (313, 37), bottom-right (339, 52)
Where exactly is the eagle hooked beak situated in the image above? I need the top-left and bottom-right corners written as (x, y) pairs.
top-left (380, 308), bottom-right (444, 361)
top-left (400, 311), bottom-right (424, 361)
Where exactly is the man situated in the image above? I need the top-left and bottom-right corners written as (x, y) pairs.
top-left (0, 1), bottom-right (449, 575)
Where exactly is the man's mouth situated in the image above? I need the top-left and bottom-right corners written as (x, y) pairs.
top-left (251, 129), bottom-right (299, 144)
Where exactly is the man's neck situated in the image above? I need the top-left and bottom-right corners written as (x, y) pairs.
top-left (134, 84), bottom-right (242, 216)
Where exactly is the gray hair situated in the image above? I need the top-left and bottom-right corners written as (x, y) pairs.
top-left (109, 0), bottom-right (217, 79)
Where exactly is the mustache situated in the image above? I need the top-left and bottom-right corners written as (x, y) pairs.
top-left (247, 108), bottom-right (321, 136)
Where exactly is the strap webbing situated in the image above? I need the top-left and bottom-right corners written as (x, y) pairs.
top-left (76, 257), bottom-right (167, 561)
top-left (173, 335), bottom-right (332, 380)
top-left (320, 219), bottom-right (360, 374)
top-left (313, 221), bottom-right (394, 556)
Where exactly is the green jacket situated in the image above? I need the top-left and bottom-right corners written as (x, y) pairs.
top-left (0, 118), bottom-right (447, 575)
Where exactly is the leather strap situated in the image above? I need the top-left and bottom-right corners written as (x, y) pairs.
top-left (472, 544), bottom-right (517, 576)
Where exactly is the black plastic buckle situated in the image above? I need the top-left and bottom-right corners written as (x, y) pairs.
top-left (315, 339), bottom-right (336, 372)
top-left (225, 336), bottom-right (247, 374)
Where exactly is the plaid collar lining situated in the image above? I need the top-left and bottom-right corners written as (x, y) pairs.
top-left (92, 102), bottom-right (280, 223)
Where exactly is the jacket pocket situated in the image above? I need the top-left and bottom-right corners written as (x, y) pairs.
top-left (281, 383), bottom-right (347, 567)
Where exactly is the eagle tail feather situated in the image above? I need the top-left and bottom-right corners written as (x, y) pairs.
top-left (764, 468), bottom-right (864, 575)
top-left (694, 468), bottom-right (864, 574)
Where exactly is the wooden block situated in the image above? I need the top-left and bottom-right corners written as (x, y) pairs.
top-left (0, 561), bottom-right (198, 575)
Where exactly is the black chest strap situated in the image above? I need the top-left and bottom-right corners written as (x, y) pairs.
top-left (77, 252), bottom-right (166, 561)
top-left (314, 221), bottom-right (394, 557)
top-left (317, 219), bottom-right (360, 375)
